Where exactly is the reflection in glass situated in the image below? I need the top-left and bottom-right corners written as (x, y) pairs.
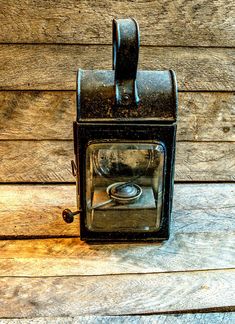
top-left (86, 142), bottom-right (165, 232)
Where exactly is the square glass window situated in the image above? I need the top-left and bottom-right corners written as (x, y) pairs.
top-left (85, 141), bottom-right (165, 232)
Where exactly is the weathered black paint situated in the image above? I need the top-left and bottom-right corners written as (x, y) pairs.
top-left (64, 18), bottom-right (178, 242)
top-left (75, 123), bottom-right (176, 241)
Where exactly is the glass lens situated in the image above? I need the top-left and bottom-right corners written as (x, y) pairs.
top-left (86, 142), bottom-right (165, 232)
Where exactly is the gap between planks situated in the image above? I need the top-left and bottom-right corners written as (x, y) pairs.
top-left (1, 89), bottom-right (234, 92)
top-left (1, 268), bottom-right (235, 279)
top-left (0, 313), bottom-right (234, 324)
top-left (1, 43), bottom-right (235, 48)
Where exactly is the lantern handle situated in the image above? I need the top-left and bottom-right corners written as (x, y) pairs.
top-left (112, 18), bottom-right (140, 107)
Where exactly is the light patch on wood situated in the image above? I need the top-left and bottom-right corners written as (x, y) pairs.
top-left (0, 184), bottom-right (234, 277)
top-left (0, 185), bottom-right (78, 237)
top-left (0, 184), bottom-right (234, 237)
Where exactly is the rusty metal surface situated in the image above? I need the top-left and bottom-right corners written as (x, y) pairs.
top-left (77, 69), bottom-right (177, 121)
top-left (63, 18), bottom-right (178, 242)
top-left (77, 18), bottom-right (177, 122)
top-left (113, 18), bottom-right (140, 108)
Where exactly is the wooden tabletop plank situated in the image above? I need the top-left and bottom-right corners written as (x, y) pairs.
top-left (0, 91), bottom-right (234, 141)
top-left (0, 184), bottom-right (233, 238)
top-left (0, 270), bottom-right (234, 317)
top-left (0, 313), bottom-right (234, 324)
top-left (0, 45), bottom-right (234, 91)
top-left (0, 141), bottom-right (234, 182)
top-left (0, 231), bottom-right (234, 276)
top-left (0, 185), bottom-right (78, 237)
top-left (1, 0), bottom-right (234, 46)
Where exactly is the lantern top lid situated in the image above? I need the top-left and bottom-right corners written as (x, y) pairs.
top-left (77, 18), bottom-right (178, 123)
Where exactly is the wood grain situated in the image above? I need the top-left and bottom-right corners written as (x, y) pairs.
top-left (176, 142), bottom-right (235, 181)
top-left (0, 313), bottom-right (234, 324)
top-left (0, 141), bottom-right (72, 183)
top-left (0, 45), bottom-right (234, 90)
top-left (172, 183), bottom-right (235, 234)
top-left (0, 91), bottom-right (234, 141)
top-left (0, 0), bottom-right (234, 46)
top-left (0, 184), bottom-right (233, 237)
top-left (0, 0), bottom-right (234, 319)
top-left (0, 270), bottom-right (234, 317)
top-left (0, 141), bottom-right (234, 182)
top-left (0, 184), bottom-right (234, 276)
top-left (178, 92), bottom-right (235, 142)
top-left (0, 91), bottom-right (75, 140)
top-left (0, 231), bottom-right (234, 276)
top-left (0, 185), bottom-right (78, 237)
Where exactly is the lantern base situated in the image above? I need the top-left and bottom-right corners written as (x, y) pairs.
top-left (86, 186), bottom-right (161, 232)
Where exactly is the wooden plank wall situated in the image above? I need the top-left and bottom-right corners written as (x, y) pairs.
top-left (0, 0), bottom-right (234, 184)
top-left (0, 2), bottom-right (234, 319)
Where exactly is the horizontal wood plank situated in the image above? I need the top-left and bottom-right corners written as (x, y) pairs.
top-left (0, 45), bottom-right (234, 91)
top-left (0, 313), bottom-right (234, 324)
top-left (0, 232), bottom-right (234, 276)
top-left (0, 91), bottom-right (74, 140)
top-left (0, 0), bottom-right (234, 46)
top-left (178, 92), bottom-right (235, 141)
top-left (0, 140), bottom-right (73, 183)
top-left (0, 270), bottom-right (234, 317)
top-left (0, 184), bottom-right (234, 238)
top-left (0, 141), bottom-right (234, 182)
top-left (176, 142), bottom-right (235, 181)
top-left (0, 91), bottom-right (234, 141)
top-left (0, 185), bottom-right (78, 237)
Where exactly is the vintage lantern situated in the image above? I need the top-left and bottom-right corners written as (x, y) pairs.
top-left (62, 18), bottom-right (178, 242)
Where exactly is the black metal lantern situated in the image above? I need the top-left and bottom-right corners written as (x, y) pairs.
top-left (63, 18), bottom-right (178, 242)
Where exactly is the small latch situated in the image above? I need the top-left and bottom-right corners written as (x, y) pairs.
top-left (71, 160), bottom-right (77, 177)
top-left (62, 160), bottom-right (79, 223)
top-left (62, 209), bottom-right (81, 223)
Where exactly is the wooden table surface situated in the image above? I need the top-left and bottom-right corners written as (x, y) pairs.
top-left (0, 0), bottom-right (234, 321)
top-left (0, 183), bottom-right (234, 322)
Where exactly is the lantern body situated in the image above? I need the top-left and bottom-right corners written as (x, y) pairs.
top-left (73, 19), bottom-right (177, 241)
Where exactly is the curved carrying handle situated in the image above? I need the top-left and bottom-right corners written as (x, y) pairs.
top-left (112, 18), bottom-right (140, 107)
